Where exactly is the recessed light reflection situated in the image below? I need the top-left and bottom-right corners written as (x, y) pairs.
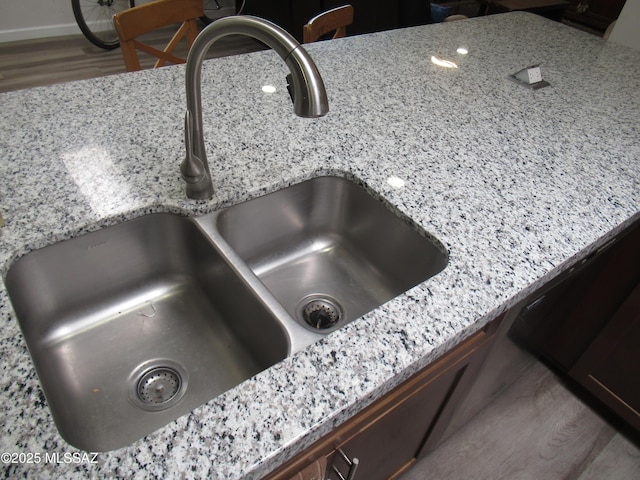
top-left (457, 47), bottom-right (469, 55)
top-left (430, 56), bottom-right (458, 69)
top-left (387, 176), bottom-right (406, 188)
top-left (261, 85), bottom-right (277, 93)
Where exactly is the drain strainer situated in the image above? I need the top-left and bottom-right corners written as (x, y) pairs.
top-left (297, 294), bottom-right (344, 331)
top-left (129, 360), bottom-right (188, 411)
top-left (138, 368), bottom-right (181, 404)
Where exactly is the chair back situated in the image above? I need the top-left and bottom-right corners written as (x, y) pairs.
top-left (303, 5), bottom-right (354, 44)
top-left (113, 0), bottom-right (204, 72)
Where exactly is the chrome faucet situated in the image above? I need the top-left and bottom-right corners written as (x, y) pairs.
top-left (181, 16), bottom-right (330, 200)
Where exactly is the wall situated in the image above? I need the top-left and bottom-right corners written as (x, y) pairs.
top-left (0, 0), bottom-right (78, 42)
top-left (608, 0), bottom-right (640, 50)
top-left (0, 0), bottom-right (159, 43)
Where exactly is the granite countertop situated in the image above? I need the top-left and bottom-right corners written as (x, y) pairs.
top-left (1, 12), bottom-right (639, 479)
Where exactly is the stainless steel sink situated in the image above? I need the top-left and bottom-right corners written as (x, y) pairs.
top-left (212, 176), bottom-right (448, 333)
top-left (5, 176), bottom-right (448, 452)
top-left (5, 213), bottom-right (289, 452)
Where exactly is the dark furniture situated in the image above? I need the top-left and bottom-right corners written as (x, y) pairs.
top-left (303, 4), bottom-right (354, 43)
top-left (511, 218), bottom-right (640, 432)
top-left (240, 1), bottom-right (430, 41)
top-left (263, 315), bottom-right (504, 480)
top-left (479, 0), bottom-right (570, 21)
top-left (563, 0), bottom-right (626, 34)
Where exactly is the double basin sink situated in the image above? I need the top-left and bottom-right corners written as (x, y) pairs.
top-left (5, 176), bottom-right (448, 451)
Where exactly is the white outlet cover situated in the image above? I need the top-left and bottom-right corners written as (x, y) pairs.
top-left (509, 65), bottom-right (550, 89)
top-left (515, 66), bottom-right (542, 84)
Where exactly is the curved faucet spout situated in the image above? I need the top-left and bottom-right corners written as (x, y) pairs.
top-left (181, 15), bottom-right (329, 200)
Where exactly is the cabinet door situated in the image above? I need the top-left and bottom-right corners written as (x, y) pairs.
top-left (263, 319), bottom-right (500, 480)
top-left (570, 283), bottom-right (640, 431)
top-left (328, 360), bottom-right (464, 479)
top-left (327, 322), bottom-right (499, 479)
top-left (512, 220), bottom-right (640, 371)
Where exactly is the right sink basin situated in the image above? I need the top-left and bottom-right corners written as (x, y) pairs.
top-left (215, 176), bottom-right (449, 333)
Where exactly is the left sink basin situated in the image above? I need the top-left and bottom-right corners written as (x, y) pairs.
top-left (5, 213), bottom-right (289, 452)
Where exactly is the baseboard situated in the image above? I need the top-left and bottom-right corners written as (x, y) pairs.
top-left (0, 23), bottom-right (81, 43)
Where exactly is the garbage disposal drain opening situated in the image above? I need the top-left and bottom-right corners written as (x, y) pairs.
top-left (297, 295), bottom-right (344, 330)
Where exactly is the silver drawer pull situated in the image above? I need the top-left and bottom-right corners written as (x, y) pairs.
top-left (331, 448), bottom-right (359, 480)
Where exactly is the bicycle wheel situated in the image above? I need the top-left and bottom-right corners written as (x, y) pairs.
top-left (201, 0), bottom-right (240, 25)
top-left (72, 0), bottom-right (135, 50)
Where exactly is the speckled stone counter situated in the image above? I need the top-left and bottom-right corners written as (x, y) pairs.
top-left (1, 12), bottom-right (638, 479)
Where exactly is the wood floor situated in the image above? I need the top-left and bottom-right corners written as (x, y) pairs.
top-left (0, 27), bottom-right (265, 93)
top-left (399, 360), bottom-right (640, 480)
top-left (2, 27), bottom-right (640, 480)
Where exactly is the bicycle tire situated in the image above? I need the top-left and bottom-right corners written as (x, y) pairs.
top-left (72, 0), bottom-right (135, 50)
top-left (200, 0), bottom-right (243, 25)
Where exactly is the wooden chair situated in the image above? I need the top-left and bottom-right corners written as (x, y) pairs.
top-left (303, 5), bottom-right (354, 44)
top-left (113, 0), bottom-right (204, 72)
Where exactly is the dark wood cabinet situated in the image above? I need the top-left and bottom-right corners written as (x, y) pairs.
top-left (511, 218), bottom-right (640, 433)
top-left (513, 220), bottom-right (640, 371)
top-left (570, 283), bottom-right (640, 431)
top-left (563, 0), bottom-right (626, 34)
top-left (263, 316), bottom-right (502, 480)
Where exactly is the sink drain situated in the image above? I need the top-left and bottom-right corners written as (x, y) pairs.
top-left (138, 368), bottom-right (180, 404)
top-left (297, 294), bottom-right (344, 330)
top-left (129, 360), bottom-right (188, 411)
